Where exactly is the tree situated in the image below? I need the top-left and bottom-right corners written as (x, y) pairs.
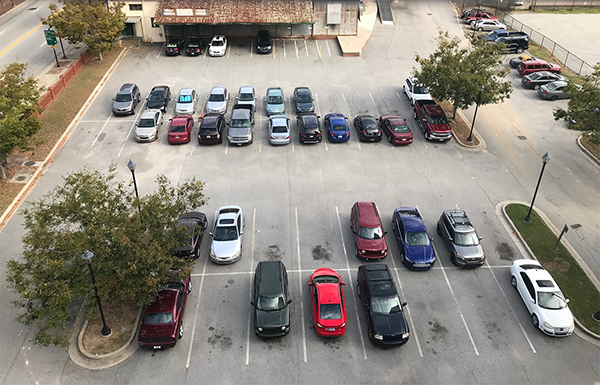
top-left (42, 1), bottom-right (126, 60)
top-left (554, 63), bottom-right (600, 144)
top-left (6, 165), bottom-right (207, 346)
top-left (413, 31), bottom-right (513, 119)
top-left (0, 62), bottom-right (44, 179)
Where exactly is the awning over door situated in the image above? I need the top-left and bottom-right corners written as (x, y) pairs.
top-left (126, 16), bottom-right (141, 23)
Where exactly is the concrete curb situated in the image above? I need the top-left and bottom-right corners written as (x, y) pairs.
top-left (498, 200), bottom-right (600, 345)
top-left (576, 134), bottom-right (600, 167)
top-left (0, 47), bottom-right (129, 230)
top-left (452, 109), bottom-right (487, 152)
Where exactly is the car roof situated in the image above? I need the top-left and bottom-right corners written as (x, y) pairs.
top-left (171, 115), bottom-right (189, 124)
top-left (151, 86), bottom-right (168, 92)
top-left (147, 289), bottom-right (178, 314)
top-left (443, 209), bottom-right (475, 232)
top-left (361, 264), bottom-right (396, 297)
top-left (356, 202), bottom-right (381, 227)
top-left (257, 260), bottom-right (285, 296)
top-left (118, 83), bottom-right (136, 93)
top-left (527, 71), bottom-right (553, 77)
top-left (316, 282), bottom-right (341, 304)
top-left (396, 208), bottom-right (427, 232)
top-left (238, 85), bottom-right (254, 93)
top-left (327, 113), bottom-right (346, 122)
top-left (520, 266), bottom-right (557, 291)
top-left (294, 87), bottom-right (311, 94)
top-left (218, 205), bottom-right (241, 217)
top-left (201, 114), bottom-right (221, 127)
top-left (212, 35), bottom-right (225, 40)
top-left (179, 88), bottom-right (194, 95)
top-left (141, 110), bottom-right (159, 118)
top-left (267, 87), bottom-right (283, 95)
top-left (381, 114), bottom-right (405, 123)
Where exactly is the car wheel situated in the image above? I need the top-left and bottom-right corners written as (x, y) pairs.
top-left (188, 280), bottom-right (193, 293)
top-left (511, 276), bottom-right (517, 289)
top-left (424, 131), bottom-right (430, 141)
top-left (477, 27), bottom-right (483, 31)
top-left (550, 96), bottom-right (558, 101)
top-left (178, 321), bottom-right (184, 339)
top-left (531, 314), bottom-right (539, 328)
top-left (403, 84), bottom-right (406, 95)
top-left (451, 252), bottom-right (458, 266)
top-left (436, 223), bottom-right (442, 236)
top-left (387, 135), bottom-right (392, 144)
top-left (413, 110), bottom-right (417, 120)
top-left (516, 48), bottom-right (524, 54)
top-left (367, 326), bottom-right (374, 342)
top-left (357, 283), bottom-right (361, 298)
top-left (131, 106), bottom-right (135, 115)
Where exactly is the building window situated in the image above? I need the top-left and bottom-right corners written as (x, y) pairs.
top-left (129, 4), bottom-right (142, 11)
top-left (151, 18), bottom-right (158, 28)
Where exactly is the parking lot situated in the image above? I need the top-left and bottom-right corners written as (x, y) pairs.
top-left (1, 2), bottom-right (599, 385)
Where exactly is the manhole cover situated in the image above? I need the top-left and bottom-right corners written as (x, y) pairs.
top-left (15, 176), bottom-right (27, 182)
top-left (593, 311), bottom-right (600, 322)
top-left (24, 161), bottom-right (36, 166)
top-left (518, 135), bottom-right (527, 140)
top-left (571, 223), bottom-right (582, 229)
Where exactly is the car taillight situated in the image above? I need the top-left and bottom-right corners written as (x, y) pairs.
top-left (285, 135), bottom-right (290, 139)
top-left (362, 130), bottom-right (367, 134)
top-left (270, 135), bottom-right (275, 139)
top-left (542, 89), bottom-right (549, 94)
top-left (216, 134), bottom-right (220, 138)
top-left (526, 79), bottom-right (532, 83)
top-left (300, 133), bottom-right (306, 137)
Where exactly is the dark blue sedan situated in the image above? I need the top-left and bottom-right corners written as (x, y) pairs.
top-left (324, 113), bottom-right (350, 142)
top-left (392, 207), bottom-right (436, 270)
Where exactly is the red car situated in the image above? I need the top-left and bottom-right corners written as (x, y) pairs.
top-left (138, 276), bottom-right (191, 349)
top-left (517, 59), bottom-right (562, 76)
top-left (351, 202), bottom-right (388, 260)
top-left (379, 115), bottom-right (413, 145)
top-left (308, 268), bottom-right (347, 337)
top-left (168, 115), bottom-right (194, 144)
top-left (465, 12), bottom-right (498, 23)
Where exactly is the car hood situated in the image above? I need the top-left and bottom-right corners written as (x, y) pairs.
top-left (176, 102), bottom-right (193, 112)
top-left (206, 100), bottom-right (226, 112)
top-left (139, 322), bottom-right (176, 340)
top-left (211, 239), bottom-right (240, 258)
top-left (429, 122), bottom-right (452, 133)
top-left (229, 127), bottom-right (251, 136)
top-left (146, 100), bottom-right (164, 109)
top-left (176, 244), bottom-right (194, 255)
top-left (296, 102), bottom-right (314, 111)
top-left (539, 306), bottom-right (574, 328)
top-left (266, 103), bottom-right (285, 113)
top-left (113, 101), bottom-right (132, 109)
top-left (136, 126), bottom-right (156, 135)
top-left (405, 245), bottom-right (436, 263)
top-left (255, 307), bottom-right (289, 328)
top-left (356, 237), bottom-right (387, 252)
top-left (454, 244), bottom-right (484, 259)
top-left (371, 312), bottom-right (408, 335)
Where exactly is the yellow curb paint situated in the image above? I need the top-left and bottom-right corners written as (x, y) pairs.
top-left (0, 23), bottom-right (43, 57)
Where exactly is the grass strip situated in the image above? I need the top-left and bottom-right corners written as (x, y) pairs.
top-left (505, 203), bottom-right (600, 334)
top-left (533, 8), bottom-right (600, 14)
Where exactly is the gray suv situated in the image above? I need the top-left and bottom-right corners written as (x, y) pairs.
top-left (112, 83), bottom-right (140, 116)
top-left (437, 210), bottom-right (485, 267)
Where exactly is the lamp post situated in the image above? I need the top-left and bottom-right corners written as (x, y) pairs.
top-left (524, 152), bottom-right (551, 222)
top-left (81, 250), bottom-right (111, 337)
top-left (467, 85), bottom-right (485, 142)
top-left (127, 159), bottom-right (142, 215)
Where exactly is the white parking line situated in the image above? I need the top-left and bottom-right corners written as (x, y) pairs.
top-left (283, 40), bottom-right (286, 58)
top-left (186, 248), bottom-right (209, 369)
top-left (117, 105), bottom-right (145, 157)
top-left (314, 94), bottom-right (328, 151)
top-left (326, 40), bottom-right (331, 57)
top-left (245, 208), bottom-right (257, 365)
top-left (335, 206), bottom-right (368, 360)
top-left (40, 42), bottom-right (46, 47)
top-left (455, 203), bottom-right (460, 210)
top-left (295, 207), bottom-right (308, 363)
top-left (304, 40), bottom-right (308, 56)
top-left (156, 43), bottom-right (164, 58)
top-left (341, 93), bottom-right (360, 150)
top-left (315, 41), bottom-right (321, 58)
top-left (87, 115), bottom-right (112, 152)
top-left (227, 45), bottom-right (231, 58)
top-left (0, 31), bottom-right (4, 36)
top-left (250, 41), bottom-right (253, 58)
top-left (294, 40), bottom-right (299, 58)
top-left (369, 92), bottom-right (380, 116)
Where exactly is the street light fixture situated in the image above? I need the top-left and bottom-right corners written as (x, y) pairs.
top-left (467, 85), bottom-right (485, 143)
top-left (127, 159), bottom-right (142, 215)
top-left (524, 152), bottom-right (551, 222)
top-left (81, 250), bottom-right (111, 337)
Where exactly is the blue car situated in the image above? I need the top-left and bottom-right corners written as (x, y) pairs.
top-left (392, 207), bottom-right (436, 270)
top-left (324, 113), bottom-right (350, 142)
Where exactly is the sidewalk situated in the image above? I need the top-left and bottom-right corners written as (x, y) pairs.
top-left (337, 0), bottom-right (379, 56)
top-left (0, 0), bottom-right (28, 17)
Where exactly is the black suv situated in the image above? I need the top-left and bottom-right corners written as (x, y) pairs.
top-left (492, 35), bottom-right (529, 54)
top-left (292, 87), bottom-right (315, 114)
top-left (256, 30), bottom-right (272, 54)
top-left (357, 264), bottom-right (409, 346)
top-left (146, 85), bottom-right (171, 112)
top-left (112, 83), bottom-right (140, 116)
top-left (198, 113), bottom-right (225, 144)
top-left (437, 210), bottom-right (485, 267)
top-left (297, 113), bottom-right (322, 143)
top-left (251, 261), bottom-right (291, 337)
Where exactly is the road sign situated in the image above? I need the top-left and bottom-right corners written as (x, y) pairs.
top-left (44, 30), bottom-right (57, 46)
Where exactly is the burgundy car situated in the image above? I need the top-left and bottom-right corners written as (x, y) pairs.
top-left (168, 115), bottom-right (194, 144)
top-left (379, 115), bottom-right (413, 145)
top-left (138, 276), bottom-right (191, 349)
top-left (198, 113), bottom-right (225, 144)
top-left (351, 202), bottom-right (388, 260)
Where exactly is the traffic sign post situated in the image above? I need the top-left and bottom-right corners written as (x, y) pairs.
top-left (44, 29), bottom-right (57, 46)
top-left (51, 45), bottom-right (59, 68)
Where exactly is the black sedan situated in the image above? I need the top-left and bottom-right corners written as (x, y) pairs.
top-left (353, 114), bottom-right (382, 142)
top-left (165, 39), bottom-right (184, 56)
top-left (185, 39), bottom-right (206, 56)
top-left (521, 71), bottom-right (566, 90)
top-left (146, 85), bottom-right (171, 112)
top-left (175, 211), bottom-right (207, 259)
top-left (297, 113), bottom-right (322, 143)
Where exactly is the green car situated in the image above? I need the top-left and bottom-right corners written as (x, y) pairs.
top-left (264, 87), bottom-right (285, 116)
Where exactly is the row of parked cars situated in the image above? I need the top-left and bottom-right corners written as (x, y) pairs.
top-left (164, 30), bottom-right (273, 57)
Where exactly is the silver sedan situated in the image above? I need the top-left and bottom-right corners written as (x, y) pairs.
top-left (209, 205), bottom-right (244, 264)
top-left (268, 115), bottom-right (291, 145)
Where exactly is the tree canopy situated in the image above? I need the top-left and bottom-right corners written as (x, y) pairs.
top-left (0, 62), bottom-right (43, 178)
top-left (554, 63), bottom-right (600, 144)
top-left (6, 165), bottom-right (207, 346)
top-left (413, 31), bottom-right (513, 118)
top-left (42, 1), bottom-right (126, 60)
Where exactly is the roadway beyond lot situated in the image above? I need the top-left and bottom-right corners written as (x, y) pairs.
top-left (0, 1), bottom-right (599, 384)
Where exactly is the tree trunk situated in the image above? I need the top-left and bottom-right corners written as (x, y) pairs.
top-left (0, 165), bottom-right (6, 180)
top-left (452, 105), bottom-right (458, 120)
top-left (98, 52), bottom-right (103, 61)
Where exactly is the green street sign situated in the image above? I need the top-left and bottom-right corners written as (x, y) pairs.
top-left (44, 30), bottom-right (57, 46)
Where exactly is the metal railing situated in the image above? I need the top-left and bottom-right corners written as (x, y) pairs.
top-left (501, 14), bottom-right (595, 76)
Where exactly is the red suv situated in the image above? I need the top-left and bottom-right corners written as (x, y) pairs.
top-left (517, 59), bottom-right (561, 76)
top-left (351, 202), bottom-right (388, 260)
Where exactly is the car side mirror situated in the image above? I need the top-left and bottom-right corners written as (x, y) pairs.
top-left (251, 122), bottom-right (255, 126)
top-left (479, 236), bottom-right (483, 241)
top-left (317, 116), bottom-right (321, 119)
top-left (287, 299), bottom-right (293, 304)
top-left (169, 118), bottom-right (172, 121)
top-left (352, 230), bottom-right (357, 234)
top-left (430, 237), bottom-right (434, 241)
top-left (226, 123), bottom-right (230, 126)
top-left (402, 302), bottom-right (407, 307)
top-left (422, 118), bottom-right (426, 122)
top-left (250, 301), bottom-right (254, 306)
top-left (112, 98), bottom-right (115, 101)
top-left (209, 232), bottom-right (213, 236)
top-left (240, 230), bottom-right (244, 235)
top-left (384, 231), bottom-right (388, 235)
top-left (565, 299), bottom-right (570, 304)
top-left (341, 282), bottom-right (346, 286)
top-left (448, 237), bottom-right (453, 241)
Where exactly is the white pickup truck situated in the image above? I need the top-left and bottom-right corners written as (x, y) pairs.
top-left (403, 76), bottom-right (432, 106)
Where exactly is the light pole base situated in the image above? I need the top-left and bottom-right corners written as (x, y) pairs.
top-left (101, 326), bottom-right (112, 337)
top-left (524, 216), bottom-right (532, 222)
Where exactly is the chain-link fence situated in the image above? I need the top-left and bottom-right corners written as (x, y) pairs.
top-left (501, 14), bottom-right (595, 75)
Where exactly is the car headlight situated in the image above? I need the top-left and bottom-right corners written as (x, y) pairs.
top-left (210, 249), bottom-right (215, 257)
top-left (543, 321), bottom-right (553, 329)
top-left (257, 327), bottom-right (263, 332)
top-left (404, 255), bottom-right (413, 263)
top-left (340, 323), bottom-right (346, 327)
top-left (232, 249), bottom-right (240, 257)
top-left (402, 332), bottom-right (410, 339)
top-left (374, 334), bottom-right (383, 340)
top-left (316, 323), bottom-right (323, 328)
top-left (361, 250), bottom-right (366, 254)
top-left (281, 326), bottom-right (286, 331)
top-left (456, 252), bottom-right (465, 260)
top-left (380, 250), bottom-right (386, 254)
top-left (570, 322), bottom-right (575, 329)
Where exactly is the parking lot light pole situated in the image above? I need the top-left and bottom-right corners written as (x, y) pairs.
top-left (127, 159), bottom-right (142, 216)
top-left (524, 152), bottom-right (551, 222)
top-left (81, 250), bottom-right (111, 337)
top-left (467, 85), bottom-right (484, 142)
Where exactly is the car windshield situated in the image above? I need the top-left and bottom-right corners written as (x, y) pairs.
top-left (145, 312), bottom-right (174, 324)
top-left (545, 83), bottom-right (560, 91)
top-left (178, 95), bottom-right (193, 103)
top-left (320, 304), bottom-right (342, 320)
top-left (332, 124), bottom-right (347, 132)
top-left (188, 42), bottom-right (200, 48)
top-left (362, 118), bottom-right (378, 130)
top-left (405, 231), bottom-right (430, 246)
top-left (239, 92), bottom-right (254, 101)
top-left (268, 94), bottom-right (283, 104)
top-left (213, 225), bottom-right (238, 241)
top-left (529, 73), bottom-right (541, 80)
top-left (211, 40), bottom-right (224, 47)
top-left (138, 118), bottom-right (155, 128)
top-left (371, 296), bottom-right (402, 315)
top-left (258, 38), bottom-right (270, 44)
top-left (272, 125), bottom-right (288, 133)
top-left (170, 125), bottom-right (185, 133)
top-left (230, 119), bottom-right (249, 128)
top-left (149, 93), bottom-right (164, 102)
top-left (257, 295), bottom-right (285, 311)
top-left (392, 122), bottom-right (410, 133)
top-left (297, 94), bottom-right (312, 103)
top-left (429, 114), bottom-right (448, 124)
top-left (201, 127), bottom-right (217, 134)
top-left (167, 43), bottom-right (178, 48)
top-left (115, 93), bottom-right (131, 102)
top-left (414, 85), bottom-right (429, 94)
top-left (313, 275), bottom-right (339, 284)
top-left (358, 226), bottom-right (384, 240)
top-left (302, 116), bottom-right (318, 128)
top-left (538, 291), bottom-right (568, 310)
top-left (454, 230), bottom-right (480, 246)
top-left (209, 93), bottom-right (225, 102)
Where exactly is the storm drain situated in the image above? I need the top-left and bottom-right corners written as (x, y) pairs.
top-left (517, 135), bottom-right (527, 140)
top-left (10, 169), bottom-right (35, 184)
top-left (27, 7), bottom-right (39, 11)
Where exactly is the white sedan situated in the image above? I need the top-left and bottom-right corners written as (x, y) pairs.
top-left (208, 35), bottom-right (227, 57)
top-left (471, 20), bottom-right (506, 31)
top-left (510, 259), bottom-right (574, 337)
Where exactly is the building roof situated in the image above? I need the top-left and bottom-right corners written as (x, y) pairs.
top-left (154, 0), bottom-right (314, 25)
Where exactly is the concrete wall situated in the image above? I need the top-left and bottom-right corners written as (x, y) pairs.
top-left (117, 1), bottom-right (165, 42)
top-left (312, 0), bottom-right (359, 37)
